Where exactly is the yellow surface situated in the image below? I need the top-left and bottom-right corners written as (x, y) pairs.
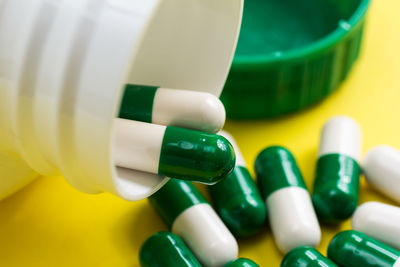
top-left (1, 1), bottom-right (400, 266)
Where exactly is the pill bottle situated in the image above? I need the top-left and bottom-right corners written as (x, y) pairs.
top-left (0, 0), bottom-right (243, 200)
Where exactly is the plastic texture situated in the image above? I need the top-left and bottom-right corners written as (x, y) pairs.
top-left (148, 179), bottom-right (207, 228)
top-left (159, 127), bottom-right (236, 185)
top-left (281, 247), bottom-right (337, 267)
top-left (139, 231), bottom-right (201, 267)
top-left (254, 146), bottom-right (307, 200)
top-left (221, 0), bottom-right (370, 118)
top-left (0, 0), bottom-right (243, 200)
top-left (327, 230), bottom-right (400, 267)
top-left (312, 154), bottom-right (361, 223)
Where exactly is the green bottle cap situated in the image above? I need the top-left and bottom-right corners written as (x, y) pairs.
top-left (224, 258), bottom-right (260, 267)
top-left (159, 127), bottom-right (236, 185)
top-left (221, 0), bottom-right (370, 119)
top-left (148, 179), bottom-right (208, 228)
top-left (281, 246), bottom-right (338, 267)
top-left (312, 154), bottom-right (361, 223)
top-left (119, 84), bottom-right (158, 122)
top-left (327, 230), bottom-right (400, 267)
top-left (208, 166), bottom-right (267, 237)
top-left (254, 146), bottom-right (307, 200)
top-left (139, 231), bottom-right (201, 267)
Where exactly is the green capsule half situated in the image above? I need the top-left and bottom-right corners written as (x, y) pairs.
top-left (281, 247), bottom-right (338, 267)
top-left (119, 84), bottom-right (157, 122)
top-left (327, 230), bottom-right (400, 267)
top-left (159, 127), bottom-right (236, 185)
top-left (208, 165), bottom-right (267, 237)
top-left (312, 154), bottom-right (361, 223)
top-left (254, 146), bottom-right (321, 253)
top-left (148, 179), bottom-right (207, 228)
top-left (224, 258), bottom-right (260, 267)
top-left (254, 146), bottom-right (307, 200)
top-left (139, 231), bottom-right (201, 267)
top-left (312, 116), bottom-right (362, 223)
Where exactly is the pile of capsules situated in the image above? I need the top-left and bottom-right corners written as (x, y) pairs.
top-left (119, 85), bottom-right (400, 267)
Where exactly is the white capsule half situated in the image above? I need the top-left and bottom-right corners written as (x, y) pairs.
top-left (363, 145), bottom-right (400, 203)
top-left (172, 203), bottom-right (238, 267)
top-left (153, 88), bottom-right (226, 133)
top-left (267, 187), bottom-right (321, 253)
top-left (318, 116), bottom-right (362, 161)
top-left (114, 118), bottom-right (163, 173)
top-left (352, 202), bottom-right (400, 250)
top-left (113, 118), bottom-right (235, 185)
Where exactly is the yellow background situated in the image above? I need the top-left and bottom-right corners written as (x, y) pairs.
top-left (0, 0), bottom-right (399, 266)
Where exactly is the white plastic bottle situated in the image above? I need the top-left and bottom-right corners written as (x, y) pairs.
top-left (0, 0), bottom-right (243, 200)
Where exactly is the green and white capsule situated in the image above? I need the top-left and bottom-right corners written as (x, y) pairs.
top-left (224, 258), bottom-right (260, 267)
top-left (352, 202), bottom-right (400, 250)
top-left (328, 230), bottom-right (400, 267)
top-left (149, 179), bottom-right (238, 267)
top-left (281, 247), bottom-right (338, 267)
top-left (114, 118), bottom-right (235, 185)
top-left (312, 116), bottom-right (362, 223)
top-left (208, 131), bottom-right (266, 237)
top-left (255, 146), bottom-right (321, 253)
top-left (139, 231), bottom-right (201, 267)
top-left (119, 84), bottom-right (226, 133)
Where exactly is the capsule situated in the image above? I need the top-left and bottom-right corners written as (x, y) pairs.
top-left (328, 230), bottom-right (400, 267)
top-left (148, 179), bottom-right (238, 267)
top-left (363, 145), bottom-right (400, 203)
top-left (312, 116), bottom-right (362, 223)
top-left (208, 131), bottom-right (266, 237)
top-left (224, 258), bottom-right (259, 267)
top-left (281, 247), bottom-right (338, 267)
top-left (352, 202), bottom-right (400, 250)
top-left (139, 231), bottom-right (201, 267)
top-left (114, 118), bottom-right (235, 185)
top-left (119, 84), bottom-right (226, 133)
top-left (254, 146), bottom-right (321, 253)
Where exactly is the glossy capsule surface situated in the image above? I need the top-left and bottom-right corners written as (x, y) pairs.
top-left (224, 258), bottom-right (260, 267)
top-left (328, 230), bottom-right (400, 267)
top-left (352, 202), bottom-right (400, 250)
top-left (159, 127), bottom-right (236, 184)
top-left (208, 131), bottom-right (266, 237)
top-left (114, 119), bottom-right (236, 185)
top-left (363, 145), bottom-right (400, 203)
top-left (139, 231), bottom-right (201, 267)
top-left (119, 84), bottom-right (226, 133)
top-left (281, 247), bottom-right (337, 267)
top-left (148, 179), bottom-right (238, 267)
top-left (255, 146), bottom-right (321, 253)
top-left (312, 116), bottom-right (362, 223)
